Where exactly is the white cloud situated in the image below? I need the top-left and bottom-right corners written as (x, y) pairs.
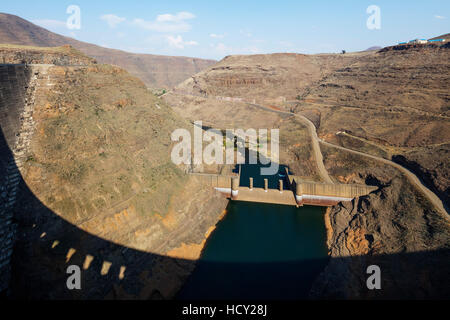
top-left (32, 19), bottom-right (67, 30)
top-left (133, 11), bottom-right (196, 33)
top-left (100, 14), bottom-right (126, 28)
top-left (167, 35), bottom-right (198, 49)
top-left (210, 33), bottom-right (225, 39)
top-left (434, 15), bottom-right (446, 19)
top-left (157, 12), bottom-right (195, 22)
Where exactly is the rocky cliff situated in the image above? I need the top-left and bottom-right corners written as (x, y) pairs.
top-left (311, 146), bottom-right (450, 299)
top-left (0, 44), bottom-right (95, 65)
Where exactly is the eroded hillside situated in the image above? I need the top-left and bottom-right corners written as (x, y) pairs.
top-left (173, 52), bottom-right (370, 105)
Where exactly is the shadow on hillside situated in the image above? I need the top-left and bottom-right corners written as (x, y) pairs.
top-left (0, 129), bottom-right (449, 300)
top-left (392, 154), bottom-right (449, 212)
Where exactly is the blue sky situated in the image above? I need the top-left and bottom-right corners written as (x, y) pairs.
top-left (2, 0), bottom-right (449, 60)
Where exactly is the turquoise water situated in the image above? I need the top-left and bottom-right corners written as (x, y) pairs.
top-left (177, 163), bottom-right (329, 300)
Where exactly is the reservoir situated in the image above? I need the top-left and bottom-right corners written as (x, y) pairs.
top-left (177, 163), bottom-right (329, 300)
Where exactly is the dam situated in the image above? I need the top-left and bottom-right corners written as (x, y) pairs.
top-left (180, 163), bottom-right (336, 300)
top-left (0, 63), bottom-right (36, 293)
top-left (0, 52), bottom-right (91, 295)
top-left (192, 166), bottom-right (377, 208)
top-left (181, 164), bottom-right (377, 299)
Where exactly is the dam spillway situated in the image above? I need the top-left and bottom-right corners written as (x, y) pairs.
top-left (191, 167), bottom-right (377, 207)
top-left (179, 163), bottom-right (331, 299)
top-left (180, 164), bottom-right (376, 299)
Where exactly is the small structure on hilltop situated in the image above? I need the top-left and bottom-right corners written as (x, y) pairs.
top-left (398, 37), bottom-right (447, 46)
top-left (409, 39), bottom-right (428, 44)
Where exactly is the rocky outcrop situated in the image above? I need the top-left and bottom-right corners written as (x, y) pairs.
top-left (311, 148), bottom-right (450, 299)
top-left (393, 147), bottom-right (449, 210)
top-left (0, 45), bottom-right (95, 66)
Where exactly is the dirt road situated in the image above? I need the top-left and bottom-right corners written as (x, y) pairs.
top-left (248, 103), bottom-right (448, 216)
top-left (170, 91), bottom-right (448, 216)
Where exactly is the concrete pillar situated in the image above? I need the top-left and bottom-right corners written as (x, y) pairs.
top-left (295, 180), bottom-right (303, 206)
top-left (264, 179), bottom-right (268, 192)
top-left (279, 180), bottom-right (283, 193)
top-left (295, 181), bottom-right (303, 196)
top-left (249, 177), bottom-right (253, 190)
top-left (231, 177), bottom-right (239, 200)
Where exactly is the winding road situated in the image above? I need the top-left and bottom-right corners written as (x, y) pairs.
top-left (248, 102), bottom-right (448, 216)
top-left (170, 91), bottom-right (448, 216)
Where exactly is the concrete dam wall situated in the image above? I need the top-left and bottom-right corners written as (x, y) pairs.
top-left (0, 65), bottom-right (31, 149)
top-left (194, 166), bottom-right (376, 207)
top-left (0, 64), bottom-right (33, 293)
top-left (0, 63), bottom-right (48, 294)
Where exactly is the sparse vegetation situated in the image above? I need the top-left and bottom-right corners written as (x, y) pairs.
top-left (31, 59), bottom-right (191, 224)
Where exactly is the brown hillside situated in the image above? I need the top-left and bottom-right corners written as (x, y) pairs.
top-left (173, 52), bottom-right (371, 105)
top-left (168, 46), bottom-right (449, 206)
top-left (300, 44), bottom-right (450, 146)
top-left (166, 46), bottom-right (450, 296)
top-left (0, 13), bottom-right (216, 88)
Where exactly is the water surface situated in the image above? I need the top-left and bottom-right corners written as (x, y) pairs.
top-left (177, 164), bottom-right (329, 300)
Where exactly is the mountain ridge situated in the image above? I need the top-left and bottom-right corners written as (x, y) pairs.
top-left (0, 13), bottom-right (216, 88)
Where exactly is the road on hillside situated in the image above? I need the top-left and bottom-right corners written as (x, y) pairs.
top-left (248, 103), bottom-right (448, 216)
top-left (248, 103), bottom-right (333, 183)
top-left (171, 91), bottom-right (447, 216)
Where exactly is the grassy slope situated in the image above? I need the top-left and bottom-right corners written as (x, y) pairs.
top-left (27, 63), bottom-right (190, 225)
